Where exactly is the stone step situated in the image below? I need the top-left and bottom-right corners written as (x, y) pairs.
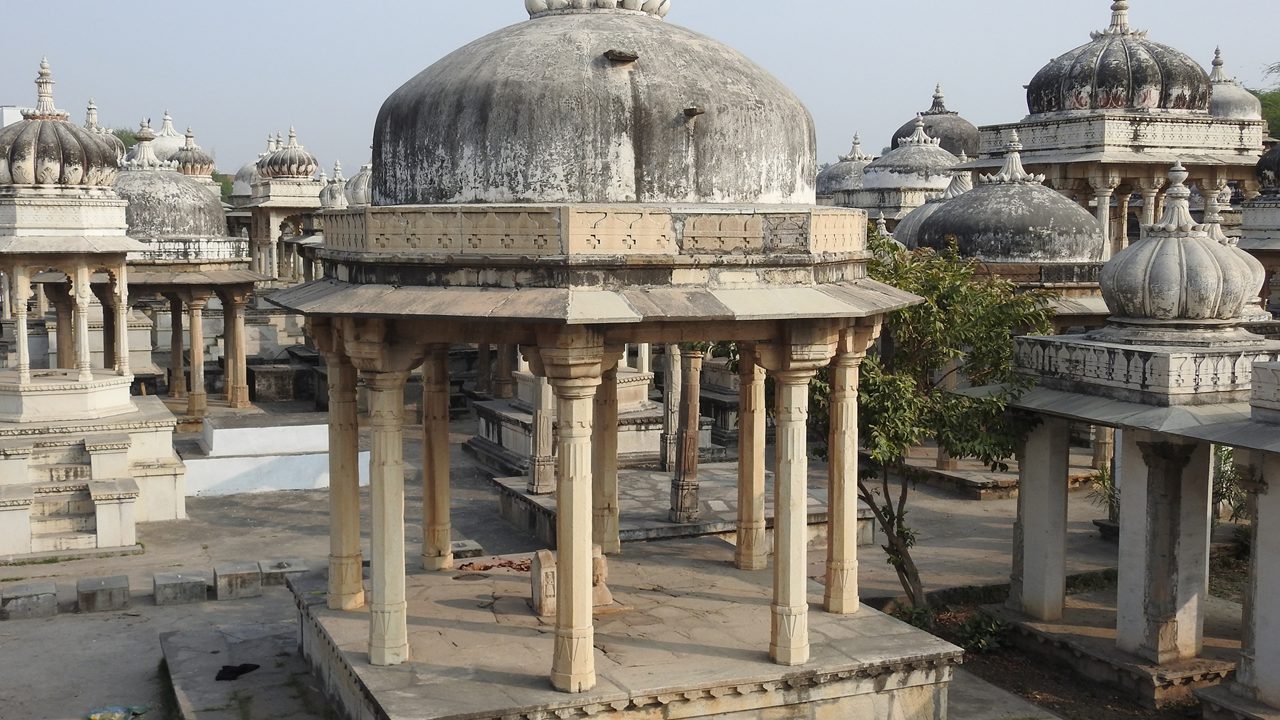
top-left (32, 488), bottom-right (93, 517)
top-left (31, 513), bottom-right (96, 535)
top-left (31, 531), bottom-right (98, 553)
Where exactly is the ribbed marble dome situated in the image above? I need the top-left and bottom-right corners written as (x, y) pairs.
top-left (83, 100), bottom-right (127, 162)
top-left (1209, 48), bottom-right (1263, 121)
top-left (1100, 162), bottom-right (1259, 323)
top-left (890, 86), bottom-right (979, 157)
top-left (320, 161), bottom-right (349, 210)
top-left (1027, 2), bottom-right (1211, 116)
top-left (172, 128), bottom-right (215, 177)
top-left (862, 116), bottom-right (959, 191)
top-left (916, 134), bottom-right (1103, 263)
top-left (0, 59), bottom-right (119, 188)
top-left (372, 0), bottom-right (816, 205)
top-left (816, 135), bottom-right (872, 196)
top-left (260, 128), bottom-right (318, 180)
top-left (345, 163), bottom-right (373, 207)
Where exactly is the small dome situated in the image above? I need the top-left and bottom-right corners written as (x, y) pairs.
top-left (1027, 2), bottom-right (1211, 116)
top-left (233, 135), bottom-right (276, 198)
top-left (320, 161), bottom-right (349, 210)
top-left (916, 134), bottom-right (1103, 263)
top-left (345, 162), bottom-right (372, 207)
top-left (891, 85), bottom-right (979, 157)
top-left (260, 127), bottom-right (318, 180)
top-left (1258, 143), bottom-right (1280, 193)
top-left (894, 165), bottom-right (972, 249)
top-left (84, 99), bottom-right (126, 162)
top-left (1101, 162), bottom-right (1260, 323)
top-left (816, 134), bottom-right (872, 195)
top-left (1209, 48), bottom-right (1263, 121)
top-left (115, 127), bottom-right (227, 242)
top-left (862, 116), bottom-right (959, 191)
top-left (373, 2), bottom-right (816, 205)
top-left (172, 128), bottom-right (215, 177)
top-left (0, 59), bottom-right (119, 188)
top-left (150, 112), bottom-right (186, 162)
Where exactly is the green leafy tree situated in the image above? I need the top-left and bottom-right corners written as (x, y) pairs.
top-left (212, 172), bottom-right (234, 203)
top-left (1256, 63), bottom-right (1280, 137)
top-left (112, 128), bottom-right (138, 150)
top-left (813, 228), bottom-right (1055, 616)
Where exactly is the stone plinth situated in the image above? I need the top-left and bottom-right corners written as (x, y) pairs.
top-left (0, 370), bottom-right (135, 423)
top-left (291, 537), bottom-right (960, 720)
top-left (214, 562), bottom-right (262, 600)
top-left (76, 575), bottom-right (130, 613)
top-left (153, 573), bottom-right (208, 606)
top-left (1197, 684), bottom-right (1280, 720)
top-left (0, 581), bottom-right (57, 620)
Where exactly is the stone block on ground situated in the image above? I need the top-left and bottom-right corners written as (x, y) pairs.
top-left (531, 546), bottom-right (613, 618)
top-left (76, 575), bottom-right (130, 613)
top-left (1, 581), bottom-right (57, 620)
top-left (214, 562), bottom-right (262, 600)
top-left (451, 540), bottom-right (484, 560)
top-left (259, 559), bottom-right (307, 586)
top-left (153, 573), bottom-right (209, 606)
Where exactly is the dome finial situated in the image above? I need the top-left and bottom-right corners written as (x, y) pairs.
top-left (526, 0), bottom-right (671, 19)
top-left (333, 160), bottom-right (345, 181)
top-left (1150, 161), bottom-right (1197, 232)
top-left (1210, 46), bottom-right (1231, 83)
top-left (840, 133), bottom-right (870, 162)
top-left (126, 118), bottom-right (167, 170)
top-left (927, 83), bottom-right (949, 114)
top-left (898, 114), bottom-right (938, 147)
top-left (1106, 0), bottom-right (1130, 34)
top-left (184, 127), bottom-right (196, 149)
top-left (27, 57), bottom-right (65, 119)
top-left (980, 130), bottom-right (1044, 184)
top-left (287, 126), bottom-right (299, 147)
top-left (85, 99), bottom-right (100, 130)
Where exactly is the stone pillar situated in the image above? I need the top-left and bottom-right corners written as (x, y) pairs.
top-left (669, 347), bottom-right (704, 524)
top-left (422, 346), bottom-right (454, 571)
top-left (541, 337), bottom-right (604, 694)
top-left (168, 296), bottom-right (185, 399)
top-left (516, 346), bottom-right (530, 374)
top-left (186, 296), bottom-right (208, 417)
top-left (1116, 431), bottom-right (1212, 664)
top-left (1243, 453), bottom-right (1280, 706)
top-left (52, 287), bottom-right (73, 370)
top-left (1116, 189), bottom-right (1133, 250)
top-left (1092, 426), bottom-right (1114, 472)
top-left (592, 350), bottom-right (622, 555)
top-left (475, 344), bottom-right (492, 395)
top-left (222, 297), bottom-right (237, 404)
top-left (494, 344), bottom-right (515, 399)
top-left (736, 346), bottom-right (768, 571)
top-left (1090, 175), bottom-right (1119, 262)
top-left (660, 345), bottom-right (681, 472)
top-left (94, 285), bottom-right (117, 372)
top-left (34, 283), bottom-right (48, 317)
top-left (0, 273), bottom-right (8, 321)
top-left (825, 330), bottom-right (871, 615)
top-left (528, 373), bottom-right (556, 495)
top-left (10, 267), bottom-right (30, 385)
top-left (113, 267), bottom-right (130, 378)
top-left (73, 266), bottom-right (93, 382)
top-left (324, 345), bottom-right (364, 610)
top-left (1136, 177), bottom-right (1164, 228)
top-left (636, 343), bottom-right (651, 374)
top-left (770, 368), bottom-right (818, 665)
top-left (366, 368), bottom-right (412, 666)
top-left (229, 294), bottom-right (250, 408)
top-left (1009, 416), bottom-right (1070, 621)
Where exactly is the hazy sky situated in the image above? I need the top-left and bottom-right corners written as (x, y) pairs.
top-left (1, 0), bottom-right (1273, 175)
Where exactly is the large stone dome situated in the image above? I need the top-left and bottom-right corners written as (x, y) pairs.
top-left (890, 86), bottom-right (979, 157)
top-left (0, 59), bottom-right (119, 188)
top-left (260, 128), bottom-right (318, 180)
top-left (916, 134), bottom-right (1103, 263)
top-left (1026, 2), bottom-right (1211, 116)
top-left (372, 2), bottom-right (817, 205)
top-left (115, 128), bottom-right (226, 241)
top-left (861, 116), bottom-right (958, 192)
top-left (816, 134), bottom-right (871, 196)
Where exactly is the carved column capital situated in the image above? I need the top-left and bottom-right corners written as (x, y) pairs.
top-left (340, 318), bottom-right (425, 374)
top-left (753, 321), bottom-right (840, 375)
top-left (1136, 440), bottom-right (1197, 471)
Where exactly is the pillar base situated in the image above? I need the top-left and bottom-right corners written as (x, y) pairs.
top-left (550, 627), bottom-right (597, 693)
top-left (422, 554), bottom-right (454, 572)
top-left (369, 601), bottom-right (410, 666)
top-left (770, 605), bottom-right (810, 666)
top-left (328, 553), bottom-right (365, 611)
top-left (824, 560), bottom-right (859, 615)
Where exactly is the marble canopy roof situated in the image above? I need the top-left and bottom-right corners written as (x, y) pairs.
top-left (0, 236), bottom-right (144, 255)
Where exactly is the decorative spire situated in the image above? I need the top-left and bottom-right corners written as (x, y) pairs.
top-left (1147, 162), bottom-right (1197, 232)
top-left (942, 168), bottom-right (973, 199)
top-left (24, 58), bottom-right (67, 121)
top-left (839, 133), bottom-right (871, 162)
top-left (898, 115), bottom-right (940, 147)
top-left (287, 126), bottom-right (299, 147)
top-left (1106, 0), bottom-right (1130, 34)
top-left (526, 0), bottom-right (670, 19)
top-left (1209, 46), bottom-right (1236, 84)
top-left (126, 118), bottom-right (168, 170)
top-left (183, 127), bottom-right (196, 149)
top-left (875, 212), bottom-right (890, 238)
top-left (157, 110), bottom-right (182, 138)
top-left (925, 83), bottom-right (953, 116)
top-left (980, 131), bottom-right (1044, 184)
top-left (332, 160), bottom-right (345, 182)
top-left (84, 99), bottom-right (101, 130)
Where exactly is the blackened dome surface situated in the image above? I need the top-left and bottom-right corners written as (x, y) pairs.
top-left (1258, 144), bottom-right (1280, 192)
top-left (890, 87), bottom-right (979, 157)
top-left (1026, 3), bottom-right (1210, 116)
top-left (114, 169), bottom-right (227, 240)
top-left (372, 11), bottom-right (816, 206)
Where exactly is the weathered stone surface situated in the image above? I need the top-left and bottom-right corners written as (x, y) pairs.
top-left (0, 581), bottom-right (57, 620)
top-left (259, 559), bottom-right (307, 587)
top-left (153, 573), bottom-right (208, 606)
top-left (214, 562), bottom-right (262, 600)
top-left (76, 576), bottom-right (130, 613)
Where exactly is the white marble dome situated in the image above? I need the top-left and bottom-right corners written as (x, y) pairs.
top-left (260, 128), bottom-right (318, 180)
top-left (816, 135), bottom-right (872, 196)
top-left (345, 163), bottom-right (372, 207)
top-left (1101, 163), bottom-right (1260, 322)
top-left (861, 116), bottom-right (959, 192)
top-left (320, 161), bottom-right (349, 210)
top-left (1209, 48), bottom-right (1263, 121)
top-left (83, 100), bottom-right (127, 163)
top-left (372, 0), bottom-right (816, 205)
top-left (0, 60), bottom-right (119, 188)
top-left (172, 128), bottom-right (215, 177)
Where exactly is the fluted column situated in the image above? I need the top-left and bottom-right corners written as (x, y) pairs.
top-left (187, 296), bottom-right (208, 417)
top-left (529, 374), bottom-right (556, 494)
top-left (735, 346), bottom-right (768, 571)
top-left (366, 368), bottom-right (412, 666)
top-left (669, 347), bottom-right (703, 523)
top-left (10, 267), bottom-right (30, 385)
top-left (324, 346), bottom-right (364, 610)
top-left (422, 346), bottom-right (454, 571)
top-left (771, 368), bottom-right (817, 665)
top-left (660, 345), bottom-right (682, 471)
top-left (825, 340), bottom-right (867, 614)
top-left (168, 296), bottom-right (185, 398)
top-left (1090, 175), bottom-right (1119, 262)
top-left (113, 266), bottom-right (130, 377)
top-left (592, 349), bottom-right (622, 555)
top-left (73, 265), bottom-right (93, 382)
